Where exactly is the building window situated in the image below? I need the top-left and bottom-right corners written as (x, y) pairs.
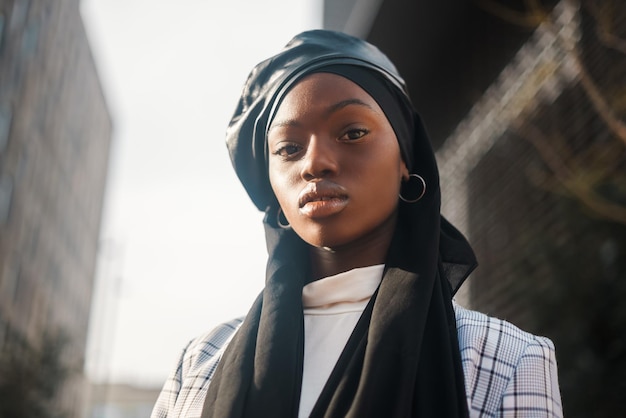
top-left (0, 13), bottom-right (5, 50)
top-left (9, 1), bottom-right (29, 33)
top-left (0, 106), bottom-right (11, 153)
top-left (1, 258), bottom-right (20, 306)
top-left (0, 174), bottom-right (13, 224)
top-left (21, 21), bottom-right (39, 56)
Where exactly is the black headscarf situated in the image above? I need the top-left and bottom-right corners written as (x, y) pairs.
top-left (202, 30), bottom-right (477, 418)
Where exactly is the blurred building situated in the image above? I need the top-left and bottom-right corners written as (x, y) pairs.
top-left (87, 383), bottom-right (161, 418)
top-left (0, 0), bottom-right (112, 416)
top-left (325, 0), bottom-right (626, 416)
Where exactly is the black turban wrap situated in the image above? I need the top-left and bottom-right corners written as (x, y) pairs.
top-left (203, 30), bottom-right (477, 418)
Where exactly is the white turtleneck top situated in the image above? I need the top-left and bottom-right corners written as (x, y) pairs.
top-left (298, 264), bottom-right (384, 418)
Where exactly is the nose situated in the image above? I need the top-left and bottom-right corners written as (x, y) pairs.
top-left (300, 136), bottom-right (338, 181)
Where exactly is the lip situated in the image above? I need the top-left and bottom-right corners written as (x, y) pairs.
top-left (298, 182), bottom-right (349, 218)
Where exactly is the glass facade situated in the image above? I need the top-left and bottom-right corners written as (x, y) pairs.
top-left (0, 0), bottom-right (112, 416)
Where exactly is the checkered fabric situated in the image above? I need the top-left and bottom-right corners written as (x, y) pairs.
top-left (455, 305), bottom-right (562, 417)
top-left (151, 305), bottom-right (562, 418)
top-left (151, 318), bottom-right (244, 418)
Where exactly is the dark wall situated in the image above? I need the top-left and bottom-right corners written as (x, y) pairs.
top-left (366, 0), bottom-right (557, 147)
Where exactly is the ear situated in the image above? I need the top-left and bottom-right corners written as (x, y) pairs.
top-left (400, 161), bottom-right (410, 181)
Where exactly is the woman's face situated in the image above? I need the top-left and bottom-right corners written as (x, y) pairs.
top-left (267, 72), bottom-right (409, 249)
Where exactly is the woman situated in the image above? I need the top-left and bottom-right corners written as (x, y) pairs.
top-left (152, 30), bottom-right (562, 418)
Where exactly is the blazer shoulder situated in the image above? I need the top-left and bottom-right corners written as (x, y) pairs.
top-left (151, 317), bottom-right (244, 418)
top-left (181, 317), bottom-right (245, 377)
top-left (454, 302), bottom-right (554, 355)
top-left (453, 302), bottom-right (561, 417)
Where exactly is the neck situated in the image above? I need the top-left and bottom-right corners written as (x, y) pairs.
top-left (308, 213), bottom-right (397, 282)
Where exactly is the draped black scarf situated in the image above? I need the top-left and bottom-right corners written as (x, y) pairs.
top-left (202, 30), bottom-right (477, 418)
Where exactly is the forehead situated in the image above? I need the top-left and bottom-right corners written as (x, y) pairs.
top-left (272, 72), bottom-right (382, 119)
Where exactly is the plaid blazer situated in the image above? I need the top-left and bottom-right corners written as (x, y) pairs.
top-left (151, 304), bottom-right (562, 418)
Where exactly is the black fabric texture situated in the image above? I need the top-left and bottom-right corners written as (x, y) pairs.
top-left (203, 29), bottom-right (477, 418)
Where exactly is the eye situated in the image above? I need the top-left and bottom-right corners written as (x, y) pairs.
top-left (273, 143), bottom-right (303, 158)
top-left (340, 128), bottom-right (369, 141)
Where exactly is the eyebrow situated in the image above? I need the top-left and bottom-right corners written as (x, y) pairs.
top-left (268, 98), bottom-right (377, 132)
top-left (326, 98), bottom-right (375, 115)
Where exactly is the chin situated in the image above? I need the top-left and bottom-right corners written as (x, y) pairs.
top-left (300, 231), bottom-right (356, 251)
top-left (302, 236), bottom-right (341, 249)
top-left (294, 227), bottom-right (342, 249)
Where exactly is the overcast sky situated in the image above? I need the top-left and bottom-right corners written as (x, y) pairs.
top-left (80, 0), bottom-right (321, 386)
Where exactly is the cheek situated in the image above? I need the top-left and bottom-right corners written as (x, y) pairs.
top-left (374, 146), bottom-right (405, 188)
top-left (369, 170), bottom-right (402, 210)
top-left (377, 154), bottom-right (405, 208)
top-left (268, 163), bottom-right (297, 210)
top-left (349, 152), bottom-right (404, 213)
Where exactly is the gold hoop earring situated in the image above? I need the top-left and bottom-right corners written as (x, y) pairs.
top-left (399, 174), bottom-right (426, 203)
